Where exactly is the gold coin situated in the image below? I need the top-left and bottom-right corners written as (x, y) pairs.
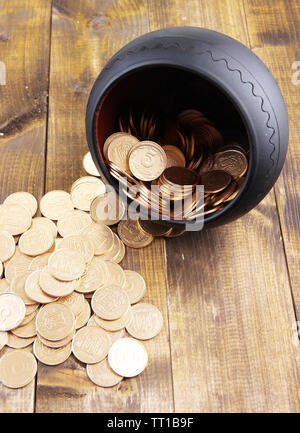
top-left (57, 209), bottom-right (92, 237)
top-left (126, 302), bottom-right (163, 340)
top-left (117, 219), bottom-right (153, 248)
top-left (88, 315), bottom-right (125, 345)
top-left (6, 333), bottom-right (34, 349)
top-left (107, 134), bottom-right (139, 172)
top-left (0, 230), bottom-right (15, 262)
top-left (58, 291), bottom-right (84, 316)
top-left (19, 308), bottom-right (38, 326)
top-left (0, 349), bottom-right (37, 388)
top-left (71, 179), bottom-right (106, 212)
top-left (40, 190), bottom-right (74, 220)
top-left (37, 329), bottom-right (75, 349)
top-left (72, 325), bottom-right (110, 364)
top-left (81, 223), bottom-right (114, 255)
top-left (70, 176), bottom-right (101, 191)
top-left (25, 303), bottom-right (39, 316)
top-left (128, 141), bottom-right (167, 181)
top-left (99, 233), bottom-right (120, 262)
top-left (28, 252), bottom-right (52, 271)
top-left (105, 262), bottom-right (126, 287)
top-left (91, 286), bottom-right (130, 320)
top-left (57, 234), bottom-right (94, 263)
top-left (103, 132), bottom-right (129, 159)
top-left (90, 192), bottom-right (125, 226)
top-left (75, 299), bottom-right (91, 329)
top-left (10, 271), bottom-right (37, 305)
top-left (0, 331), bottom-right (7, 349)
top-left (76, 259), bottom-right (108, 294)
top-left (4, 192), bottom-right (38, 217)
top-left (108, 337), bottom-right (148, 377)
top-left (123, 270), bottom-right (146, 304)
top-left (39, 265), bottom-right (78, 297)
top-left (31, 216), bottom-right (58, 239)
top-left (25, 270), bottom-right (58, 304)
top-left (10, 316), bottom-right (37, 338)
top-left (36, 302), bottom-right (75, 341)
top-left (33, 338), bottom-right (72, 365)
top-left (82, 151), bottom-right (101, 176)
top-left (48, 248), bottom-right (86, 281)
top-left (19, 228), bottom-right (54, 256)
top-left (4, 249), bottom-right (33, 283)
top-left (93, 306), bottom-right (132, 332)
top-left (111, 237), bottom-right (126, 264)
top-left (0, 203), bottom-right (32, 235)
top-left (87, 358), bottom-right (123, 387)
top-left (0, 278), bottom-right (9, 294)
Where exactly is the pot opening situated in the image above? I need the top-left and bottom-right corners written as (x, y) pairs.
top-left (94, 65), bottom-right (250, 225)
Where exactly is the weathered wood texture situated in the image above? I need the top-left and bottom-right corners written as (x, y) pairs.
top-left (0, 0), bottom-right (52, 412)
top-left (148, 0), bottom-right (300, 412)
top-left (35, 0), bottom-right (173, 413)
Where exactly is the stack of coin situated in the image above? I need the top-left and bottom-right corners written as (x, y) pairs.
top-left (0, 176), bottom-right (163, 389)
top-left (102, 108), bottom-right (248, 223)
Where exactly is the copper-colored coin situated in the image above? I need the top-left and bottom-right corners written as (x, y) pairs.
top-left (37, 329), bottom-right (75, 349)
top-left (200, 170), bottom-right (232, 193)
top-left (40, 190), bottom-right (74, 220)
top-left (224, 176), bottom-right (245, 202)
top-left (81, 222), bottom-right (114, 255)
top-left (0, 350), bottom-right (37, 388)
top-left (76, 259), bottom-right (108, 293)
top-left (138, 219), bottom-right (172, 237)
top-left (58, 234), bottom-right (94, 263)
top-left (4, 192), bottom-right (37, 217)
top-left (10, 271), bottom-right (37, 305)
top-left (36, 302), bottom-right (75, 341)
top-left (162, 145), bottom-right (186, 168)
top-left (10, 316), bottom-right (37, 338)
top-left (83, 151), bottom-right (101, 176)
top-left (108, 337), bottom-right (148, 378)
top-left (58, 291), bottom-right (84, 316)
top-left (25, 270), bottom-right (58, 304)
top-left (90, 193), bottom-right (126, 226)
top-left (75, 299), bottom-right (91, 329)
top-left (48, 248), bottom-right (85, 281)
top-left (57, 209), bottom-right (92, 237)
top-left (92, 285), bottom-right (130, 320)
top-left (87, 358), bottom-right (123, 387)
top-left (0, 230), bottom-right (15, 262)
top-left (0, 203), bottom-right (32, 235)
top-left (19, 228), bottom-right (54, 256)
top-left (6, 333), bottom-right (35, 349)
top-left (33, 338), bottom-right (72, 365)
top-left (117, 219), bottom-right (153, 249)
top-left (123, 270), bottom-right (146, 304)
top-left (128, 141), bottom-right (167, 181)
top-left (93, 307), bottom-right (132, 332)
top-left (213, 149), bottom-right (248, 178)
top-left (0, 331), bottom-right (7, 349)
top-left (107, 134), bottom-right (140, 173)
top-left (162, 166), bottom-right (198, 186)
top-left (126, 302), bottom-right (163, 340)
top-left (71, 177), bottom-right (106, 211)
top-left (72, 325), bottom-right (110, 364)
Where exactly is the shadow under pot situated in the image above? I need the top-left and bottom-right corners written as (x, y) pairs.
top-left (86, 26), bottom-right (288, 230)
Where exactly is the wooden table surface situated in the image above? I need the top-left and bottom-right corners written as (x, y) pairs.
top-left (0, 0), bottom-right (300, 413)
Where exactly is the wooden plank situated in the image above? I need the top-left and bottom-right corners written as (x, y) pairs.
top-left (148, 0), bottom-right (300, 412)
top-left (35, 0), bottom-right (174, 412)
top-left (0, 0), bottom-right (52, 413)
top-left (242, 0), bottom-right (300, 315)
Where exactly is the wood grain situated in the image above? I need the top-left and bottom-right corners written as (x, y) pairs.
top-left (0, 0), bottom-right (52, 412)
top-left (35, 0), bottom-right (173, 412)
top-left (243, 0), bottom-right (300, 316)
top-left (148, 0), bottom-right (300, 412)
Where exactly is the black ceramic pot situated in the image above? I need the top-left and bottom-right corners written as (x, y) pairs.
top-left (86, 27), bottom-right (288, 228)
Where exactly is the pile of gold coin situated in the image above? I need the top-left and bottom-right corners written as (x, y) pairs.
top-left (0, 175), bottom-right (163, 389)
top-left (104, 108), bottom-right (249, 221)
